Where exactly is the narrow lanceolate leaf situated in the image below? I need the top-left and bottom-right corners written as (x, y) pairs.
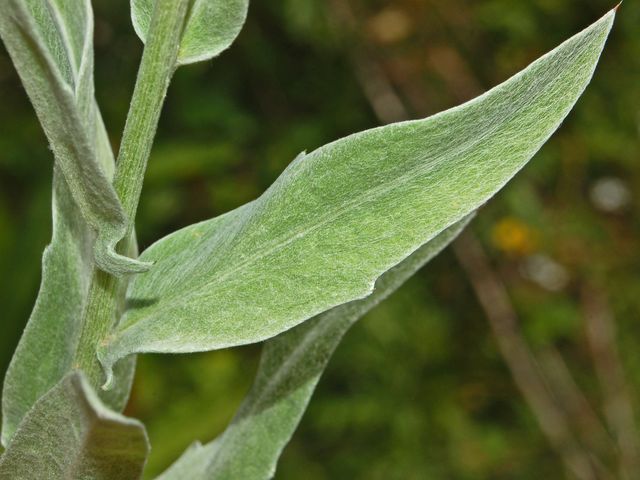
top-left (1, 172), bottom-right (91, 446)
top-left (156, 219), bottom-right (470, 480)
top-left (1, 171), bottom-right (137, 447)
top-left (100, 11), bottom-right (615, 381)
top-left (0, 0), bottom-right (146, 274)
top-left (131, 0), bottom-right (249, 65)
top-left (0, 0), bottom-right (137, 444)
top-left (0, 372), bottom-right (149, 480)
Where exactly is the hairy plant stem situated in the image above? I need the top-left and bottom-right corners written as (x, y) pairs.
top-left (74, 0), bottom-right (190, 389)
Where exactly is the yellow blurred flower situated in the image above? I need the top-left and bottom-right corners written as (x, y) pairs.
top-left (367, 7), bottom-right (413, 44)
top-left (491, 217), bottom-right (538, 256)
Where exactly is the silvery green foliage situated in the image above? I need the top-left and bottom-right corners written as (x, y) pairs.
top-left (98, 10), bottom-right (615, 383)
top-left (0, 0), bottom-right (147, 275)
top-left (0, 1), bottom-right (136, 445)
top-left (0, 171), bottom-right (138, 445)
top-left (157, 219), bottom-right (470, 480)
top-left (0, 372), bottom-right (149, 480)
top-left (1, 177), bottom-right (138, 444)
top-left (131, 0), bottom-right (249, 65)
top-left (2, 174), bottom-right (89, 446)
top-left (1, 167), bottom-right (138, 447)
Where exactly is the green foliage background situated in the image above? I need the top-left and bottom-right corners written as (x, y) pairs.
top-left (0, 0), bottom-right (638, 478)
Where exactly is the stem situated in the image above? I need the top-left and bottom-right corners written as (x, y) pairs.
top-left (73, 271), bottom-right (118, 388)
top-left (74, 0), bottom-right (190, 389)
top-left (113, 0), bottom-right (190, 228)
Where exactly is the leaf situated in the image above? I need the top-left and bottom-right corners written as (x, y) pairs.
top-left (1, 172), bottom-right (91, 446)
top-left (0, 0), bottom-right (147, 274)
top-left (99, 10), bottom-right (615, 381)
top-left (131, 0), bottom-right (249, 66)
top-left (1, 170), bottom-right (137, 446)
top-left (155, 218), bottom-right (470, 480)
top-left (0, 0), bottom-right (139, 442)
top-left (0, 371), bottom-right (149, 480)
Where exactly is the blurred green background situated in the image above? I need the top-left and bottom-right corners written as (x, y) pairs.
top-left (0, 0), bottom-right (638, 478)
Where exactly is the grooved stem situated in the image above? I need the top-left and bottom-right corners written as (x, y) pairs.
top-left (74, 0), bottom-right (190, 389)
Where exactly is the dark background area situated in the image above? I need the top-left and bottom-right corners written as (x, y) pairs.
top-left (0, 1), bottom-right (638, 478)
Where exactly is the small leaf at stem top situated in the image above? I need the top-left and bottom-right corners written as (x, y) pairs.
top-left (131, 0), bottom-right (249, 65)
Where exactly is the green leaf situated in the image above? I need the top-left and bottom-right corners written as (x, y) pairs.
top-left (1, 0), bottom-right (139, 441)
top-left (131, 0), bottom-right (249, 66)
top-left (0, 372), bottom-right (149, 480)
top-left (1, 172), bottom-right (91, 446)
top-left (156, 219), bottom-right (470, 480)
top-left (1, 171), bottom-right (137, 446)
top-left (0, 0), bottom-right (147, 275)
top-left (99, 10), bottom-right (615, 381)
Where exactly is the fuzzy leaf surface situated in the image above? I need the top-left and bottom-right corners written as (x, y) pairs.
top-left (1, 172), bottom-right (137, 446)
top-left (0, 372), bottom-right (149, 480)
top-left (0, 0), bottom-right (138, 444)
top-left (131, 0), bottom-right (249, 65)
top-left (1, 48), bottom-right (135, 446)
top-left (0, 0), bottom-right (144, 274)
top-left (99, 11), bottom-right (615, 379)
top-left (156, 219), bottom-right (470, 480)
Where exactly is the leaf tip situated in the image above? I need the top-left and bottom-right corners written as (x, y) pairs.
top-left (94, 238), bottom-right (153, 277)
top-left (99, 360), bottom-right (115, 392)
top-left (96, 343), bottom-right (119, 391)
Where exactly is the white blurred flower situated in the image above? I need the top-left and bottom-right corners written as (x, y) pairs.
top-left (520, 254), bottom-right (570, 292)
top-left (589, 176), bottom-right (631, 213)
